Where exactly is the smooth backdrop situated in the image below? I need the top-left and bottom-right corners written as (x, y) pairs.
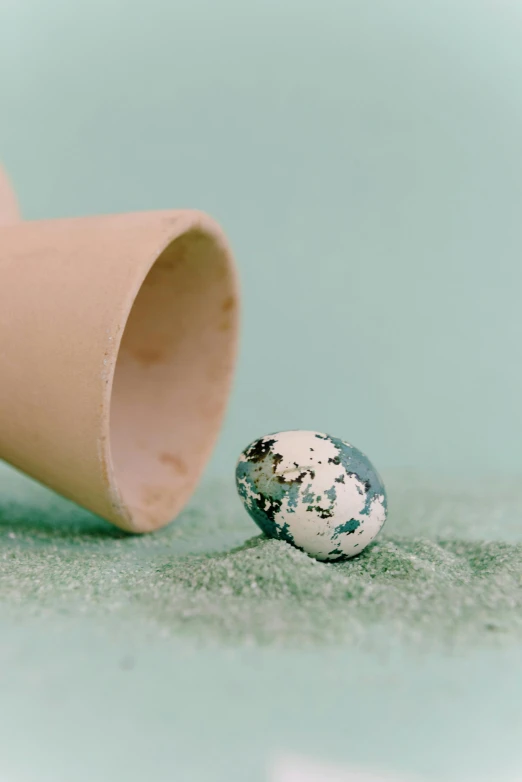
top-left (2, 0), bottom-right (522, 476)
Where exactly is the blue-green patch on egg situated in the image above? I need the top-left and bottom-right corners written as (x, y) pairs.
top-left (235, 430), bottom-right (387, 561)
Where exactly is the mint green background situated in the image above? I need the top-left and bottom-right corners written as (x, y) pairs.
top-left (2, 3), bottom-right (522, 782)
top-left (3, 0), bottom-right (522, 476)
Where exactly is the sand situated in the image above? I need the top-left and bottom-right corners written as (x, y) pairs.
top-left (1, 464), bottom-right (522, 782)
top-left (1, 466), bottom-right (521, 649)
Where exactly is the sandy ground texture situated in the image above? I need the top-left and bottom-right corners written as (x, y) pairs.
top-left (0, 464), bottom-right (521, 782)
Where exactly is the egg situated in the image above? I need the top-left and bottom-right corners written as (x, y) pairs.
top-left (235, 430), bottom-right (387, 561)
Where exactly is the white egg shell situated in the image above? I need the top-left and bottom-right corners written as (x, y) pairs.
top-left (235, 430), bottom-right (387, 561)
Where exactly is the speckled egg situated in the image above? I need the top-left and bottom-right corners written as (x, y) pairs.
top-left (235, 430), bottom-right (387, 561)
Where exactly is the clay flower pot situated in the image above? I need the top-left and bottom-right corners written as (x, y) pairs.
top-left (0, 166), bottom-right (239, 532)
top-left (0, 165), bottom-right (20, 226)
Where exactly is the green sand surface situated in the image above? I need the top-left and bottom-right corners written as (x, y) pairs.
top-left (1, 464), bottom-right (522, 781)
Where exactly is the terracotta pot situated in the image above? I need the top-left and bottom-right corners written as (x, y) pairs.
top-left (0, 167), bottom-right (239, 532)
top-left (0, 165), bottom-right (20, 226)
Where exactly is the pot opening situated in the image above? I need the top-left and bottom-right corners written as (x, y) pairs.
top-left (109, 226), bottom-right (238, 532)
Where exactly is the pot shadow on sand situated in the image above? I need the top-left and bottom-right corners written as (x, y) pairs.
top-left (0, 463), bottom-right (126, 541)
top-left (0, 498), bottom-right (125, 541)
